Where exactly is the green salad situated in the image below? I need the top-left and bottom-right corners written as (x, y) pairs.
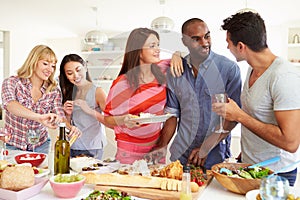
top-left (82, 189), bottom-right (131, 200)
top-left (220, 166), bottom-right (270, 179)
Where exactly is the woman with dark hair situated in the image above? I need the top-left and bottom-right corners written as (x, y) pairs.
top-left (59, 54), bottom-right (110, 159)
top-left (104, 28), bottom-right (170, 164)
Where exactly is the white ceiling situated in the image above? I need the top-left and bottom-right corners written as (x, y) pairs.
top-left (0, 0), bottom-right (300, 39)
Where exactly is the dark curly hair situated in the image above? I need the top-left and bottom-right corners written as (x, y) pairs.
top-left (221, 11), bottom-right (268, 52)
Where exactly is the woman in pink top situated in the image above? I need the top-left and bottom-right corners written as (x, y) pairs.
top-left (104, 28), bottom-right (170, 164)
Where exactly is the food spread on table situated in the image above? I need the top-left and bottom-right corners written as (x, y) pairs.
top-left (81, 159), bottom-right (213, 200)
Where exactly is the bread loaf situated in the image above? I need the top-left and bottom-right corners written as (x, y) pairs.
top-left (82, 172), bottom-right (199, 192)
top-left (0, 165), bottom-right (35, 191)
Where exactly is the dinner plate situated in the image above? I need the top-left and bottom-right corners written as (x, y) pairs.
top-left (246, 188), bottom-right (300, 200)
top-left (129, 113), bottom-right (176, 124)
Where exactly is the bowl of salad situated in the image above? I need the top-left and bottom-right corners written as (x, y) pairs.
top-left (50, 174), bottom-right (85, 198)
top-left (211, 162), bottom-right (273, 194)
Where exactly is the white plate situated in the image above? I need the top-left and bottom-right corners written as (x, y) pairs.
top-left (246, 188), bottom-right (300, 200)
top-left (70, 157), bottom-right (120, 174)
top-left (0, 177), bottom-right (48, 200)
top-left (245, 189), bottom-right (259, 200)
top-left (129, 113), bottom-right (176, 124)
top-left (35, 168), bottom-right (50, 178)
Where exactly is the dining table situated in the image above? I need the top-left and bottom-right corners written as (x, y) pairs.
top-left (3, 149), bottom-right (252, 200)
top-left (5, 148), bottom-right (299, 200)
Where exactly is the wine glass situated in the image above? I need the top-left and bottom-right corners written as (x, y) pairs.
top-left (0, 128), bottom-right (10, 160)
top-left (26, 129), bottom-right (40, 152)
top-left (260, 175), bottom-right (289, 200)
top-left (212, 93), bottom-right (229, 133)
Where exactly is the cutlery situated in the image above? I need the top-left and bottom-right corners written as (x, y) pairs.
top-left (219, 156), bottom-right (280, 175)
top-left (248, 156), bottom-right (280, 169)
top-left (268, 159), bottom-right (300, 178)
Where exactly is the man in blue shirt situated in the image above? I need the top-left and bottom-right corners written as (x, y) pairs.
top-left (156, 18), bottom-right (242, 169)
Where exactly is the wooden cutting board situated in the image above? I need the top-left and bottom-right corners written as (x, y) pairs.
top-left (94, 173), bottom-right (213, 200)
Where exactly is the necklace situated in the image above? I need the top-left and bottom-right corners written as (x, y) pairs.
top-left (139, 74), bottom-right (154, 84)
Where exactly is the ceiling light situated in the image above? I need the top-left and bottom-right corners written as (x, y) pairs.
top-left (237, 0), bottom-right (257, 13)
top-left (151, 0), bottom-right (174, 33)
top-left (151, 16), bottom-right (174, 33)
top-left (84, 7), bottom-right (108, 45)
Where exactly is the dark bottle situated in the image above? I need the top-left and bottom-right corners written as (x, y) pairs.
top-left (54, 122), bottom-right (70, 175)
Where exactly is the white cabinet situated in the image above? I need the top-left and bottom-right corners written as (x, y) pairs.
top-left (81, 51), bottom-right (124, 93)
top-left (81, 35), bottom-right (127, 93)
top-left (287, 27), bottom-right (300, 67)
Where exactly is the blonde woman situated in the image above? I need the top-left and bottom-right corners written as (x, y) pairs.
top-left (1, 45), bottom-right (80, 153)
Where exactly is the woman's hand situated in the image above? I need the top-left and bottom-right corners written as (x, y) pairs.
top-left (67, 125), bottom-right (82, 142)
top-left (38, 113), bottom-right (61, 129)
top-left (63, 100), bottom-right (73, 116)
top-left (170, 51), bottom-right (184, 77)
top-left (123, 114), bottom-right (140, 128)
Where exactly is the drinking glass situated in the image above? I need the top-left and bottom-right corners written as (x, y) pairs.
top-left (260, 175), bottom-right (289, 200)
top-left (0, 128), bottom-right (10, 160)
top-left (27, 129), bottom-right (40, 152)
top-left (212, 93), bottom-right (229, 133)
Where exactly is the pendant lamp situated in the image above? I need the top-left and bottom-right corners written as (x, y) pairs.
top-left (151, 0), bottom-right (174, 33)
top-left (84, 7), bottom-right (108, 45)
top-left (237, 0), bottom-right (257, 13)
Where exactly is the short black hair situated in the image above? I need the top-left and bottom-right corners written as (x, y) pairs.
top-left (221, 11), bottom-right (268, 52)
top-left (182, 18), bottom-right (205, 34)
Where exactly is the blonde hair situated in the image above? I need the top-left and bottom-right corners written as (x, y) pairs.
top-left (17, 45), bottom-right (58, 92)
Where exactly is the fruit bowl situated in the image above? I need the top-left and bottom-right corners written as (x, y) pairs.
top-left (49, 174), bottom-right (86, 198)
top-left (15, 153), bottom-right (46, 167)
top-left (211, 162), bottom-right (273, 195)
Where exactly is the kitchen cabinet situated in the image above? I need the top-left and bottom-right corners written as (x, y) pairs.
top-left (81, 35), bottom-right (127, 93)
top-left (287, 27), bottom-right (300, 67)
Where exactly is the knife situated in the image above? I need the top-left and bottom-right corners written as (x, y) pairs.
top-left (248, 156), bottom-right (280, 169)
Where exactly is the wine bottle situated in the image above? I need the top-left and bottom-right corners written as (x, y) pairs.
top-left (180, 165), bottom-right (192, 200)
top-left (54, 122), bottom-right (70, 175)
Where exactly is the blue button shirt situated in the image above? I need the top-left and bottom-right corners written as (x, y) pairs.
top-left (165, 51), bottom-right (242, 169)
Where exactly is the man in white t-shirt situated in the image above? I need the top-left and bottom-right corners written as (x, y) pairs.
top-left (218, 11), bottom-right (300, 186)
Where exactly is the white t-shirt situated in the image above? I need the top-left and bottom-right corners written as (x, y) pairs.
top-left (241, 57), bottom-right (300, 172)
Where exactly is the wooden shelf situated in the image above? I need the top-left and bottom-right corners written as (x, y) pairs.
top-left (288, 43), bottom-right (300, 47)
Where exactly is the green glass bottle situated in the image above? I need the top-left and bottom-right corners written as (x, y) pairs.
top-left (54, 122), bottom-right (70, 175)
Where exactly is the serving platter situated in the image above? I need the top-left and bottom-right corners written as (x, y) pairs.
top-left (0, 177), bottom-right (48, 200)
top-left (129, 113), bottom-right (176, 124)
top-left (94, 173), bottom-right (213, 200)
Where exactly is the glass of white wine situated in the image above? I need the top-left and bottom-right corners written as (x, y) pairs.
top-left (27, 129), bottom-right (40, 152)
top-left (260, 175), bottom-right (289, 200)
top-left (212, 93), bottom-right (229, 133)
